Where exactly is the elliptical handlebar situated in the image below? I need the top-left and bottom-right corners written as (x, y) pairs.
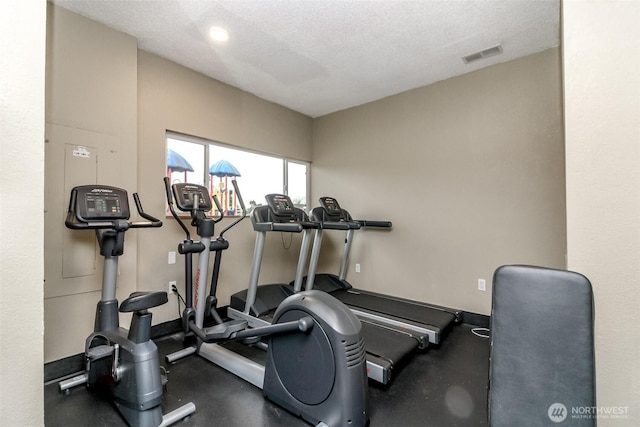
top-left (164, 177), bottom-right (191, 240)
top-left (210, 193), bottom-right (225, 224)
top-left (219, 178), bottom-right (248, 238)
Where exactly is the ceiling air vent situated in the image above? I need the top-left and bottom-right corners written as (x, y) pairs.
top-left (462, 44), bottom-right (503, 64)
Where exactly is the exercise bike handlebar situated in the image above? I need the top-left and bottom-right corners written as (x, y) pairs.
top-left (66, 187), bottom-right (162, 230)
top-left (130, 193), bottom-right (163, 228)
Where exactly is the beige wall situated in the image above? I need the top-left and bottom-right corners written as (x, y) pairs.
top-left (42, 5), bottom-right (313, 362)
top-left (136, 51), bottom-right (313, 325)
top-left (563, 0), bottom-right (640, 422)
top-left (312, 48), bottom-right (566, 315)
top-left (44, 5), bottom-right (139, 362)
top-left (0, 0), bottom-right (46, 424)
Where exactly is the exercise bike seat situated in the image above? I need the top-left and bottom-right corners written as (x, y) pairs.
top-left (120, 291), bottom-right (168, 313)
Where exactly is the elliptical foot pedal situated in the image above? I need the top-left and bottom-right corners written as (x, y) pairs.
top-left (202, 319), bottom-right (248, 341)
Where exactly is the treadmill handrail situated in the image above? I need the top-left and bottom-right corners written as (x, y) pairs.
top-left (254, 222), bottom-right (304, 232)
top-left (299, 220), bottom-right (321, 229)
top-left (319, 221), bottom-right (352, 231)
top-left (354, 219), bottom-right (392, 228)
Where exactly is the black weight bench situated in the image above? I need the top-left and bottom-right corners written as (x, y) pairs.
top-left (489, 265), bottom-right (596, 426)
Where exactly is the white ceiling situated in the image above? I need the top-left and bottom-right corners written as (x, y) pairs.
top-left (50, 0), bottom-right (560, 118)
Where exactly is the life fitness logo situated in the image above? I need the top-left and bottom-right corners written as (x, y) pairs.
top-left (548, 403), bottom-right (568, 423)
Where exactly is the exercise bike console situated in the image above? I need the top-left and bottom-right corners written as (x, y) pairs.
top-left (72, 185), bottom-right (130, 221)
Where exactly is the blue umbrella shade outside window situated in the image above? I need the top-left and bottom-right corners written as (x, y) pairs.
top-left (209, 159), bottom-right (241, 216)
top-left (209, 159), bottom-right (241, 177)
top-left (167, 149), bottom-right (194, 183)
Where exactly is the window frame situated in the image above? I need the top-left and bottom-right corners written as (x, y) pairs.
top-left (166, 131), bottom-right (310, 216)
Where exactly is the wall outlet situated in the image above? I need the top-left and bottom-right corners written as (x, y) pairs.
top-left (478, 279), bottom-right (486, 292)
top-left (168, 251), bottom-right (176, 264)
top-left (355, 263), bottom-right (361, 273)
top-left (169, 280), bottom-right (177, 294)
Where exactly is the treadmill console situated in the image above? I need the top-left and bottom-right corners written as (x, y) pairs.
top-left (172, 183), bottom-right (213, 212)
top-left (265, 194), bottom-right (297, 222)
top-left (319, 197), bottom-right (343, 215)
top-left (319, 196), bottom-right (346, 221)
top-left (73, 185), bottom-right (130, 222)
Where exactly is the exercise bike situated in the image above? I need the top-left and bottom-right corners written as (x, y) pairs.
top-left (163, 178), bottom-right (369, 427)
top-left (59, 184), bottom-right (195, 427)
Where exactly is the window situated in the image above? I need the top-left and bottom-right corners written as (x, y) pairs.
top-left (167, 132), bottom-right (309, 215)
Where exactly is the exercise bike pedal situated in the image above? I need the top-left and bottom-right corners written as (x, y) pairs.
top-left (160, 366), bottom-right (168, 388)
top-left (86, 344), bottom-right (114, 361)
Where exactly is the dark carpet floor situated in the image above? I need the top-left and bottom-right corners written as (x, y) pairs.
top-left (44, 323), bottom-right (490, 426)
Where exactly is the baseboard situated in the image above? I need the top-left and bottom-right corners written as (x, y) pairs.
top-left (151, 318), bottom-right (182, 339)
top-left (461, 311), bottom-right (490, 328)
top-left (44, 353), bottom-right (85, 384)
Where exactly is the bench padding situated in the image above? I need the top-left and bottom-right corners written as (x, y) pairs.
top-left (489, 265), bottom-right (596, 426)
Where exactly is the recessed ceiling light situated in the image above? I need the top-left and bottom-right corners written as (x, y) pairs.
top-left (209, 26), bottom-right (229, 42)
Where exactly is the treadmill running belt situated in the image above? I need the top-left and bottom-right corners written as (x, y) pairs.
top-left (333, 289), bottom-right (456, 332)
top-left (360, 321), bottom-right (418, 366)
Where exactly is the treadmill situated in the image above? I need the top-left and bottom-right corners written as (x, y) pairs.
top-left (228, 194), bottom-right (421, 385)
top-left (304, 196), bottom-right (461, 345)
top-left (228, 193), bottom-right (318, 328)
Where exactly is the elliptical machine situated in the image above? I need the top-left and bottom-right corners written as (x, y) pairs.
top-left (164, 178), bottom-right (369, 427)
top-left (60, 185), bottom-right (195, 427)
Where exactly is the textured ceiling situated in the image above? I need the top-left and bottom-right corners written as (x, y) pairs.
top-left (50, 0), bottom-right (560, 118)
